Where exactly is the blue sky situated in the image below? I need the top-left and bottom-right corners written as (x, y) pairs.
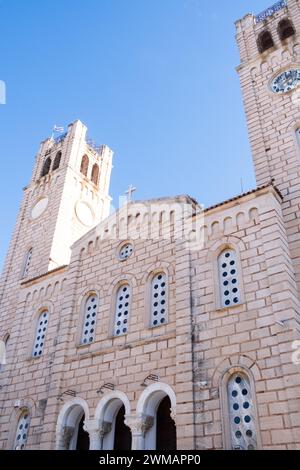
top-left (0, 0), bottom-right (270, 270)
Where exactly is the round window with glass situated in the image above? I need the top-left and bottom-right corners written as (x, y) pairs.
top-left (118, 242), bottom-right (134, 261)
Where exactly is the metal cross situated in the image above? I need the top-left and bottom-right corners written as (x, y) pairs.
top-left (125, 184), bottom-right (136, 202)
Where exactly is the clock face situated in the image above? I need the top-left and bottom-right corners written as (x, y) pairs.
top-left (31, 197), bottom-right (48, 220)
top-left (271, 68), bottom-right (300, 94)
top-left (75, 200), bottom-right (95, 226)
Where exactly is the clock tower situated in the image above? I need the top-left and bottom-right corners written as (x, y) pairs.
top-left (0, 120), bottom-right (113, 304)
top-left (236, 0), bottom-right (300, 293)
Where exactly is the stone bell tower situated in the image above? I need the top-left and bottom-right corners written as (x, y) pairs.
top-left (0, 120), bottom-right (113, 301)
top-left (236, 0), bottom-right (300, 292)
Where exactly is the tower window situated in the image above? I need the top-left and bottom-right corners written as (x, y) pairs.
top-left (81, 294), bottom-right (98, 345)
top-left (41, 157), bottom-right (52, 177)
top-left (32, 310), bottom-right (49, 358)
top-left (91, 163), bottom-right (99, 185)
top-left (218, 249), bottom-right (240, 308)
top-left (257, 30), bottom-right (274, 53)
top-left (150, 272), bottom-right (168, 328)
top-left (113, 284), bottom-right (131, 336)
top-left (80, 155), bottom-right (89, 177)
top-left (14, 411), bottom-right (30, 450)
top-left (118, 242), bottom-right (134, 261)
top-left (52, 151), bottom-right (62, 171)
top-left (22, 248), bottom-right (33, 279)
top-left (227, 372), bottom-right (257, 450)
top-left (278, 18), bottom-right (295, 41)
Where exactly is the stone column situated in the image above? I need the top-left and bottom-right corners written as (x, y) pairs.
top-left (83, 419), bottom-right (112, 450)
top-left (125, 414), bottom-right (154, 450)
top-left (83, 419), bottom-right (101, 450)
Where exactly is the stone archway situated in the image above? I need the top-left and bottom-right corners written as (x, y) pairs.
top-left (56, 398), bottom-right (90, 450)
top-left (132, 382), bottom-right (177, 450)
top-left (93, 391), bottom-right (132, 450)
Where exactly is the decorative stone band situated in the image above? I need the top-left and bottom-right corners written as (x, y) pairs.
top-left (255, 0), bottom-right (286, 24)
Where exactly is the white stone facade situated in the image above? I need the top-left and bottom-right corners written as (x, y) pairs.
top-left (1, 0), bottom-right (300, 450)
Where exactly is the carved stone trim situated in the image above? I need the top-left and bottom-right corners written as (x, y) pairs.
top-left (125, 414), bottom-right (154, 436)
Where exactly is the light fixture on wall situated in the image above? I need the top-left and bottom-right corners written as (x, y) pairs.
top-left (141, 374), bottom-right (159, 387)
top-left (57, 390), bottom-right (76, 401)
top-left (97, 383), bottom-right (115, 395)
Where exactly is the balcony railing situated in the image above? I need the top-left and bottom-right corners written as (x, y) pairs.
top-left (255, 0), bottom-right (287, 24)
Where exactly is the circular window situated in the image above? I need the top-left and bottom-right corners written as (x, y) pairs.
top-left (118, 242), bottom-right (134, 261)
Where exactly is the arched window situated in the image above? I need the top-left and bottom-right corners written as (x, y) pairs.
top-left (80, 155), bottom-right (89, 177)
top-left (91, 163), bottom-right (99, 185)
top-left (52, 151), bottom-right (62, 171)
top-left (227, 372), bottom-right (257, 450)
top-left (278, 18), bottom-right (295, 41)
top-left (150, 272), bottom-right (167, 327)
top-left (32, 310), bottom-right (49, 358)
top-left (218, 249), bottom-right (240, 308)
top-left (257, 30), bottom-right (274, 53)
top-left (41, 157), bottom-right (52, 177)
top-left (113, 284), bottom-right (131, 336)
top-left (81, 294), bottom-right (99, 345)
top-left (296, 128), bottom-right (300, 149)
top-left (14, 411), bottom-right (30, 450)
top-left (0, 333), bottom-right (10, 370)
top-left (22, 248), bottom-right (33, 279)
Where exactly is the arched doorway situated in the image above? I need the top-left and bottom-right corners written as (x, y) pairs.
top-left (113, 405), bottom-right (132, 450)
top-left (156, 396), bottom-right (177, 450)
top-left (76, 414), bottom-right (90, 450)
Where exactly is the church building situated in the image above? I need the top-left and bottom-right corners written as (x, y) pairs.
top-left (1, 0), bottom-right (300, 450)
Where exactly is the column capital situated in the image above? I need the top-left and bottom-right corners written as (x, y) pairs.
top-left (125, 414), bottom-right (154, 437)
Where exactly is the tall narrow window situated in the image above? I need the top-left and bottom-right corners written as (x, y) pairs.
top-left (81, 294), bottom-right (98, 345)
top-left (150, 272), bottom-right (167, 327)
top-left (113, 284), bottom-right (131, 336)
top-left (14, 411), bottom-right (30, 450)
top-left (52, 151), bottom-right (62, 171)
top-left (22, 248), bottom-right (33, 279)
top-left (257, 30), bottom-right (274, 53)
top-left (296, 128), bottom-right (300, 149)
top-left (80, 155), bottom-right (89, 177)
top-left (91, 163), bottom-right (99, 185)
top-left (218, 249), bottom-right (240, 308)
top-left (278, 18), bottom-right (295, 41)
top-left (32, 310), bottom-right (49, 357)
top-left (41, 157), bottom-right (52, 177)
top-left (227, 372), bottom-right (257, 450)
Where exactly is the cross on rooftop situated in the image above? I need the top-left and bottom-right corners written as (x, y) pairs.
top-left (125, 184), bottom-right (136, 203)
